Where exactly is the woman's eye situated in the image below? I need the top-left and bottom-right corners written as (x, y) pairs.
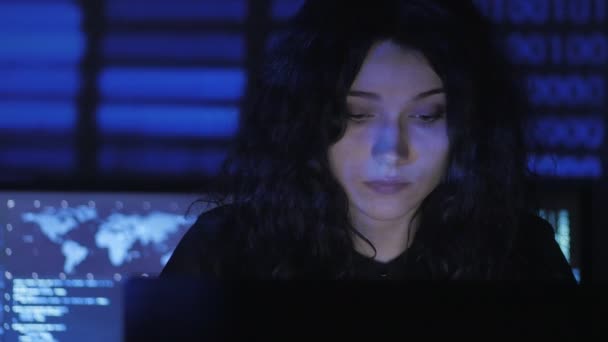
top-left (410, 112), bottom-right (445, 123)
top-left (348, 114), bottom-right (375, 123)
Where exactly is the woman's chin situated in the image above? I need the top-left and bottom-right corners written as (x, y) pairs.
top-left (353, 204), bottom-right (413, 222)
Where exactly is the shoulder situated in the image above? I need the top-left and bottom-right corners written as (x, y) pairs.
top-left (160, 203), bottom-right (237, 277)
top-left (190, 203), bottom-right (236, 234)
top-left (515, 213), bottom-right (557, 247)
top-left (176, 203), bottom-right (237, 245)
top-left (505, 212), bottom-right (576, 282)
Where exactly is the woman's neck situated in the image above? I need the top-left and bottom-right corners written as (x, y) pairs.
top-left (350, 211), bottom-right (420, 263)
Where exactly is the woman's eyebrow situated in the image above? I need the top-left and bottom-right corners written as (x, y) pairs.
top-left (413, 88), bottom-right (445, 100)
top-left (347, 88), bottom-right (445, 102)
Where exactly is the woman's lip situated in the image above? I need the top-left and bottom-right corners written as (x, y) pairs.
top-left (364, 181), bottom-right (410, 194)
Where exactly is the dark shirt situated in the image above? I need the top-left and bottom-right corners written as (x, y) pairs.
top-left (161, 204), bottom-right (577, 283)
top-left (155, 205), bottom-right (586, 339)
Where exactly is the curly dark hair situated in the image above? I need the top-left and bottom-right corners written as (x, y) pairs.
top-left (199, 0), bottom-right (540, 280)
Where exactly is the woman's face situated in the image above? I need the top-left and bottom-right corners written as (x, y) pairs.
top-left (329, 40), bottom-right (449, 224)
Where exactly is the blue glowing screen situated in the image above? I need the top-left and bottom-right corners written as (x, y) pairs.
top-left (0, 191), bottom-right (205, 341)
top-left (0, 0), bottom-right (605, 179)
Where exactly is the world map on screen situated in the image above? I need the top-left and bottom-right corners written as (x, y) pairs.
top-left (18, 205), bottom-right (196, 275)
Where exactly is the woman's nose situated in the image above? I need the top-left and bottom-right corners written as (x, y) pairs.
top-left (371, 123), bottom-right (410, 166)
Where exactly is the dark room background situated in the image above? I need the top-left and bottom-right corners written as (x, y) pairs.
top-left (0, 0), bottom-right (603, 189)
top-left (0, 0), bottom-right (606, 340)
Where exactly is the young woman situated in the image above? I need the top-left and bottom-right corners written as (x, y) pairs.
top-left (161, 0), bottom-right (576, 282)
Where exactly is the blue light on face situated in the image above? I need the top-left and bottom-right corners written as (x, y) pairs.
top-left (0, 67), bottom-right (80, 97)
top-left (99, 146), bottom-right (227, 175)
top-left (105, 0), bottom-right (247, 22)
top-left (0, 3), bottom-right (82, 30)
top-left (0, 101), bottom-right (76, 133)
top-left (102, 33), bottom-right (244, 62)
top-left (97, 104), bottom-right (239, 138)
top-left (98, 68), bottom-right (246, 101)
top-left (0, 32), bottom-right (85, 64)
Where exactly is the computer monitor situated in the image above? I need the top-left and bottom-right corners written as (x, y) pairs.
top-left (536, 188), bottom-right (585, 283)
top-left (0, 190), bottom-right (206, 342)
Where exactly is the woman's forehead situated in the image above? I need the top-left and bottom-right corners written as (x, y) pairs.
top-left (348, 40), bottom-right (444, 101)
